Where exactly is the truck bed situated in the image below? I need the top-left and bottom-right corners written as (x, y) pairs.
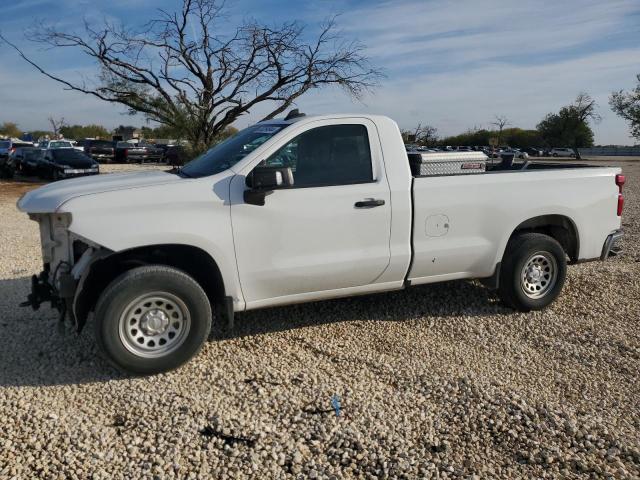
top-left (407, 163), bottom-right (622, 285)
top-left (487, 160), bottom-right (607, 173)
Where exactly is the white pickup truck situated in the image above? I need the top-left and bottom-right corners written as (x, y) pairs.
top-left (18, 112), bottom-right (625, 374)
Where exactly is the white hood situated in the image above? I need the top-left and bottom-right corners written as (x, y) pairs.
top-left (17, 171), bottom-right (182, 213)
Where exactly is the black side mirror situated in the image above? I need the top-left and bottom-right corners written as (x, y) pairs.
top-left (244, 166), bottom-right (294, 206)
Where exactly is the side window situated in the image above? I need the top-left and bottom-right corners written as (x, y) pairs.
top-left (263, 124), bottom-right (373, 187)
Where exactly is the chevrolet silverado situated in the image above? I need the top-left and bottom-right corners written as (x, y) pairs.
top-left (17, 112), bottom-right (624, 374)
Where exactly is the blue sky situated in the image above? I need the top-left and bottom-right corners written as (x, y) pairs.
top-left (1, 0), bottom-right (639, 144)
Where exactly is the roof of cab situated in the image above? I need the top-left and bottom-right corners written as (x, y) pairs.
top-left (258, 112), bottom-right (394, 127)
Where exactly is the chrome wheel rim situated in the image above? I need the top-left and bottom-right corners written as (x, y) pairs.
top-left (520, 251), bottom-right (557, 299)
top-left (118, 292), bottom-right (191, 358)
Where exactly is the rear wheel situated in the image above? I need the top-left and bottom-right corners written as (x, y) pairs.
top-left (498, 233), bottom-right (566, 311)
top-left (94, 265), bottom-right (212, 374)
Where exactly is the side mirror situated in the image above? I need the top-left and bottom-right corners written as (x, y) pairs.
top-left (244, 166), bottom-right (294, 206)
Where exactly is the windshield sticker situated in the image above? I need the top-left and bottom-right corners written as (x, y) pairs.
top-left (254, 126), bottom-right (281, 134)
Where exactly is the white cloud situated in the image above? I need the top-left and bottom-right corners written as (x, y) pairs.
top-left (278, 47), bottom-right (639, 145)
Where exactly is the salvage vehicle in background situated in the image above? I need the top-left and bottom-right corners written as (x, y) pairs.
top-left (0, 139), bottom-right (34, 157)
top-left (11, 147), bottom-right (44, 175)
top-left (18, 112), bottom-right (624, 375)
top-left (523, 147), bottom-right (543, 157)
top-left (77, 139), bottom-right (115, 163)
top-left (0, 139), bottom-right (33, 178)
top-left (38, 148), bottom-right (99, 180)
top-left (164, 145), bottom-right (188, 165)
top-left (114, 142), bottom-right (164, 163)
top-left (502, 148), bottom-right (529, 159)
top-left (0, 150), bottom-right (16, 178)
top-left (38, 139), bottom-right (75, 150)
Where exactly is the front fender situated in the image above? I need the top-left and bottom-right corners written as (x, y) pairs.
top-left (60, 173), bottom-right (245, 311)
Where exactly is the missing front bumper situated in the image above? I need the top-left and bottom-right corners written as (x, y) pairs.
top-left (20, 269), bottom-right (76, 324)
top-left (20, 271), bottom-right (55, 310)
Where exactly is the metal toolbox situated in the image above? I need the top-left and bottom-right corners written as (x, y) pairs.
top-left (408, 151), bottom-right (487, 176)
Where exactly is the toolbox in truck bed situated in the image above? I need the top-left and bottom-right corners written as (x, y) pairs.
top-left (407, 151), bottom-right (487, 176)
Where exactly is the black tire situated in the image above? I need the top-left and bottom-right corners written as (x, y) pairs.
top-left (552, 153), bottom-right (558, 157)
top-left (94, 265), bottom-right (212, 375)
top-left (498, 233), bottom-right (566, 312)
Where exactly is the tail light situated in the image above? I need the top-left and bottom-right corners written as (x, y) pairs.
top-left (616, 174), bottom-right (625, 216)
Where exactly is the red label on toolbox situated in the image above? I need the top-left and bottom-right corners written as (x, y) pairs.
top-left (461, 162), bottom-right (482, 170)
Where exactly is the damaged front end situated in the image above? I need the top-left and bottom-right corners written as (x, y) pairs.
top-left (20, 212), bottom-right (104, 330)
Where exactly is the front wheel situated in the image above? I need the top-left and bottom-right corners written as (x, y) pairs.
top-left (94, 265), bottom-right (212, 374)
top-left (498, 233), bottom-right (566, 311)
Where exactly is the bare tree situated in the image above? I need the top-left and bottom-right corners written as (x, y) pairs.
top-left (402, 123), bottom-right (439, 146)
top-left (413, 123), bottom-right (439, 146)
top-left (1, 0), bottom-right (381, 152)
top-left (610, 74), bottom-right (640, 141)
top-left (490, 115), bottom-right (510, 146)
top-left (572, 92), bottom-right (601, 123)
top-left (48, 116), bottom-right (66, 137)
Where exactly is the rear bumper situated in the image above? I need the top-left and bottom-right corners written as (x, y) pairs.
top-left (601, 229), bottom-right (623, 260)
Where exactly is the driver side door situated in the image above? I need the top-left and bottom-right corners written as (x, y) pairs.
top-left (230, 120), bottom-right (392, 308)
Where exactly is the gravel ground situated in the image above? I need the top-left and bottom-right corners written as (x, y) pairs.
top-left (0, 162), bottom-right (639, 479)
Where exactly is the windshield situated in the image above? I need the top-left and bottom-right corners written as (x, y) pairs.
top-left (49, 141), bottom-right (73, 149)
top-left (180, 124), bottom-right (287, 178)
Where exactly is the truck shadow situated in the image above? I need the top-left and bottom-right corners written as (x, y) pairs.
top-left (221, 279), bottom-right (511, 339)
top-left (0, 275), bottom-right (509, 387)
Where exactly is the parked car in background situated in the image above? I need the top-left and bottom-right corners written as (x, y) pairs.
top-left (549, 148), bottom-right (576, 158)
top-left (483, 148), bottom-right (501, 159)
top-left (0, 155), bottom-right (15, 178)
top-left (39, 139), bottom-right (75, 150)
top-left (77, 139), bottom-right (116, 163)
top-left (11, 147), bottom-right (44, 175)
top-left (0, 139), bottom-right (33, 178)
top-left (70, 141), bottom-right (85, 152)
top-left (165, 145), bottom-right (189, 166)
top-left (39, 148), bottom-right (99, 180)
top-left (115, 142), bottom-right (164, 163)
top-left (523, 147), bottom-right (543, 157)
top-left (0, 139), bottom-right (34, 157)
top-left (505, 149), bottom-right (529, 159)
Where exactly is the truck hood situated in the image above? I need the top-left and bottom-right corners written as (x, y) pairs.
top-left (18, 170), bottom-right (182, 213)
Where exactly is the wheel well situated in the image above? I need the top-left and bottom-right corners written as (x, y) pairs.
top-left (510, 215), bottom-right (579, 262)
top-left (74, 244), bottom-right (225, 331)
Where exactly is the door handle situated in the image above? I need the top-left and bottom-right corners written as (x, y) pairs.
top-left (354, 198), bottom-right (385, 208)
